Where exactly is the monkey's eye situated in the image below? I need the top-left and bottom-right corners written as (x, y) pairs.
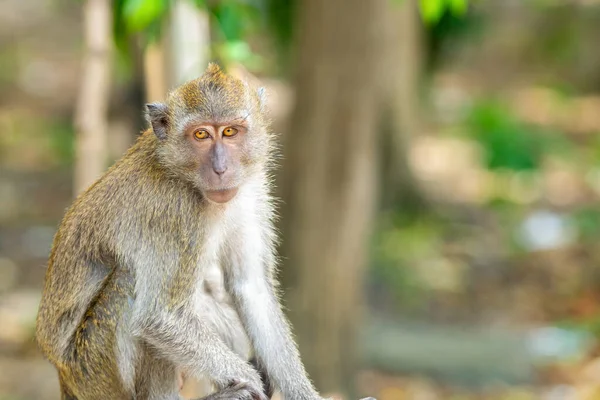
top-left (223, 127), bottom-right (238, 137)
top-left (193, 129), bottom-right (210, 140)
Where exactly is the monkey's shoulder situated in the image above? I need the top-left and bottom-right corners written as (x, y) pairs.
top-left (54, 177), bottom-right (201, 267)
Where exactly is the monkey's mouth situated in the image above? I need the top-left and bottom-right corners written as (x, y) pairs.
top-left (204, 187), bottom-right (239, 204)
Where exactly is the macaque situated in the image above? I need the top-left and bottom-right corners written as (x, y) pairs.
top-left (36, 64), bottom-right (331, 400)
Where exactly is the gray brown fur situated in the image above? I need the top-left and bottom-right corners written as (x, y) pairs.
top-left (36, 64), bottom-right (322, 400)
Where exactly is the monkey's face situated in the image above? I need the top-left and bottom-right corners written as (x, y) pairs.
top-left (146, 64), bottom-right (270, 204)
top-left (149, 113), bottom-right (261, 204)
top-left (183, 120), bottom-right (249, 203)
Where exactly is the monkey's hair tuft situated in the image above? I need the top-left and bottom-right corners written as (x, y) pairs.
top-left (205, 62), bottom-right (224, 76)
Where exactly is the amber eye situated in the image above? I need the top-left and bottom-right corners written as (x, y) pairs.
top-left (223, 127), bottom-right (238, 137)
top-left (193, 129), bottom-right (209, 140)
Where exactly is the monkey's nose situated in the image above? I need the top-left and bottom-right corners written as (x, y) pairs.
top-left (213, 166), bottom-right (227, 176)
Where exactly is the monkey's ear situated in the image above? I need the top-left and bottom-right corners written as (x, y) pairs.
top-left (145, 102), bottom-right (169, 140)
top-left (257, 87), bottom-right (267, 113)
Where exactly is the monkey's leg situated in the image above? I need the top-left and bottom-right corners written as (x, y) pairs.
top-left (58, 268), bottom-right (135, 400)
top-left (135, 343), bottom-right (181, 400)
top-left (139, 313), bottom-right (266, 399)
top-left (134, 352), bottom-right (265, 400)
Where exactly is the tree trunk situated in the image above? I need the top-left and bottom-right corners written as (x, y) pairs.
top-left (280, 0), bottom-right (387, 395)
top-left (73, 0), bottom-right (113, 195)
top-left (380, 0), bottom-right (428, 213)
top-left (144, 41), bottom-right (168, 103)
top-left (167, 0), bottom-right (210, 87)
top-left (142, 0), bottom-right (210, 102)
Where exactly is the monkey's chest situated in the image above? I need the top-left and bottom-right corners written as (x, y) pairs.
top-left (193, 261), bottom-right (251, 359)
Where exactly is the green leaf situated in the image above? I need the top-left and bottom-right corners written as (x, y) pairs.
top-left (419, 0), bottom-right (445, 25)
top-left (215, 1), bottom-right (244, 41)
top-left (211, 1), bottom-right (261, 43)
top-left (419, 0), bottom-right (469, 24)
top-left (214, 39), bottom-right (263, 69)
top-left (223, 40), bottom-right (252, 61)
top-left (265, 0), bottom-right (296, 69)
top-left (122, 0), bottom-right (168, 32)
top-left (466, 100), bottom-right (544, 171)
top-left (448, 0), bottom-right (468, 15)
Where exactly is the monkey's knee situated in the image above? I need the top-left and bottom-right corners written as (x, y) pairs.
top-left (57, 340), bottom-right (132, 400)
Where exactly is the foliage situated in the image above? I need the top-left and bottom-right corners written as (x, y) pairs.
top-left (466, 100), bottom-right (545, 172)
top-left (113, 0), bottom-right (266, 68)
top-left (111, 0), bottom-right (473, 73)
top-left (265, 0), bottom-right (295, 59)
top-left (120, 0), bottom-right (171, 33)
top-left (210, 0), bottom-right (264, 68)
top-left (113, 0), bottom-right (166, 54)
top-left (572, 207), bottom-right (600, 242)
top-left (425, 4), bottom-right (481, 70)
top-left (418, 0), bottom-right (468, 25)
top-left (465, 96), bottom-right (579, 174)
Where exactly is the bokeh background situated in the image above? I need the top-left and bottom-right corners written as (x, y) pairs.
top-left (3, 0), bottom-right (600, 399)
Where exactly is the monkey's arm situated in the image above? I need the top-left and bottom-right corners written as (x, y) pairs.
top-left (136, 309), bottom-right (265, 393)
top-left (227, 229), bottom-right (321, 400)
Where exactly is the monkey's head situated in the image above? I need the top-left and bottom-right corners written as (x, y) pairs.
top-left (145, 63), bottom-right (271, 204)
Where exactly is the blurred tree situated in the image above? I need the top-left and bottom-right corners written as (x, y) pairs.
top-left (114, 0), bottom-right (264, 102)
top-left (280, 0), bottom-right (387, 395)
top-left (143, 40), bottom-right (167, 102)
top-left (276, 0), bottom-right (476, 394)
top-left (380, 0), bottom-right (429, 214)
top-left (165, 0), bottom-right (210, 89)
top-left (74, 0), bottom-right (113, 194)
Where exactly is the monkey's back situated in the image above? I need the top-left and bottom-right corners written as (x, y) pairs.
top-left (35, 132), bottom-right (203, 372)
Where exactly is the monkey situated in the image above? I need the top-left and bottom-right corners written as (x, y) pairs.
top-left (35, 63), bottom-right (328, 400)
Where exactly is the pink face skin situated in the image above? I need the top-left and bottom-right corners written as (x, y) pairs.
top-left (185, 120), bottom-right (248, 204)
